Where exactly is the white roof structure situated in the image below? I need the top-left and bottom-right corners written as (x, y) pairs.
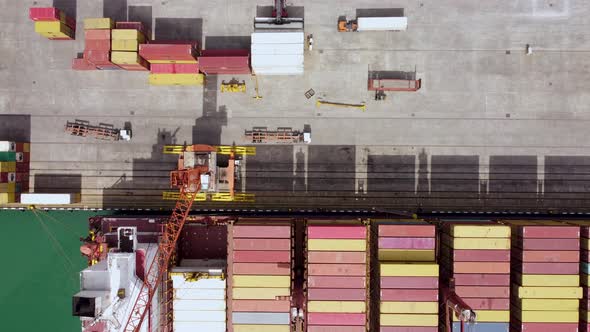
top-left (357, 17), bottom-right (408, 31)
top-left (251, 31), bottom-right (305, 75)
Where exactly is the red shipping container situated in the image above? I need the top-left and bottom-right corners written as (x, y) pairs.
top-left (232, 299), bottom-right (290, 312)
top-left (232, 262), bottom-right (290, 275)
top-left (85, 39), bottom-right (111, 51)
top-left (307, 288), bottom-right (366, 301)
top-left (453, 273), bottom-right (510, 286)
top-left (233, 250), bottom-right (291, 263)
top-left (516, 322), bottom-right (578, 332)
top-left (200, 68), bottom-right (251, 75)
top-left (379, 328), bottom-right (437, 332)
top-left (29, 7), bottom-right (60, 21)
top-left (199, 49), bottom-right (250, 74)
top-left (0, 172), bottom-right (15, 182)
top-left (516, 238), bottom-right (579, 250)
top-left (85, 29), bottom-right (111, 40)
top-left (519, 226), bottom-right (580, 239)
top-left (453, 262), bottom-right (510, 274)
top-left (308, 225), bottom-right (366, 239)
top-left (84, 50), bottom-right (111, 66)
top-left (139, 44), bottom-right (197, 61)
top-left (115, 22), bottom-right (149, 39)
top-left (72, 58), bottom-right (96, 71)
top-left (150, 63), bottom-right (175, 73)
top-left (380, 289), bottom-right (438, 302)
top-left (233, 238), bottom-right (290, 251)
top-left (308, 276), bottom-right (366, 289)
top-left (462, 297), bottom-right (510, 310)
top-left (15, 172), bottom-right (29, 183)
top-left (307, 313), bottom-right (366, 326)
top-left (307, 326), bottom-right (366, 332)
top-left (452, 249), bottom-right (510, 262)
top-left (516, 250), bottom-right (579, 262)
top-left (454, 286), bottom-right (509, 298)
top-left (233, 225), bottom-right (291, 238)
top-left (378, 224), bottom-right (436, 237)
top-left (16, 163), bottom-right (29, 172)
top-left (308, 251), bottom-right (366, 264)
top-left (515, 262), bottom-right (579, 274)
top-left (308, 264), bottom-right (366, 276)
top-left (380, 276), bottom-right (438, 289)
top-left (174, 63), bottom-right (199, 73)
top-left (378, 237), bottom-right (435, 250)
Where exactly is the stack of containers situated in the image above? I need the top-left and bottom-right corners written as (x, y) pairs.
top-left (510, 222), bottom-right (582, 332)
top-left (441, 224), bottom-right (511, 332)
top-left (198, 49), bottom-right (251, 75)
top-left (575, 223), bottom-right (590, 332)
top-left (0, 141), bottom-right (29, 204)
top-left (306, 223), bottom-right (368, 332)
top-left (78, 18), bottom-right (117, 70)
top-left (111, 23), bottom-right (149, 71)
top-left (140, 43), bottom-right (203, 85)
top-left (230, 223), bottom-right (292, 332)
top-left (29, 7), bottom-right (75, 40)
top-left (378, 222), bottom-right (439, 332)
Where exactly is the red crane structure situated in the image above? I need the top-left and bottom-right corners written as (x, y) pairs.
top-left (442, 285), bottom-right (477, 332)
top-left (122, 144), bottom-right (235, 332)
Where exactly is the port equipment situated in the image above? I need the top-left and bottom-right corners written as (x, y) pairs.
top-left (123, 144), bottom-right (254, 332)
top-left (220, 79), bottom-right (246, 93)
top-left (442, 286), bottom-right (476, 332)
top-left (65, 120), bottom-right (132, 141)
top-left (316, 99), bottom-right (366, 111)
top-left (245, 127), bottom-right (311, 144)
top-left (368, 77), bottom-right (422, 92)
top-left (254, 0), bottom-right (304, 29)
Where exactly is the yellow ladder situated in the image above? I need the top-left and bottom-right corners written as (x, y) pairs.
top-left (316, 99), bottom-right (366, 111)
top-left (216, 145), bottom-right (256, 156)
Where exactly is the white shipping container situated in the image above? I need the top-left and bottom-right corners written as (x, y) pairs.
top-left (252, 66), bottom-right (304, 75)
top-left (20, 193), bottom-right (77, 205)
top-left (174, 288), bottom-right (225, 300)
top-left (251, 54), bottom-right (304, 67)
top-left (174, 321), bottom-right (226, 332)
top-left (252, 31), bottom-right (304, 44)
top-left (0, 141), bottom-right (15, 152)
top-left (172, 275), bottom-right (226, 289)
top-left (252, 43), bottom-right (304, 55)
top-left (357, 17), bottom-right (408, 31)
top-left (173, 299), bottom-right (226, 311)
top-left (174, 310), bottom-right (226, 322)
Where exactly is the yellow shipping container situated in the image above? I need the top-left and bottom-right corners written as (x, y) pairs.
top-left (306, 239), bottom-right (366, 252)
top-left (111, 51), bottom-right (141, 65)
top-left (517, 286), bottom-right (582, 299)
top-left (35, 21), bottom-right (73, 38)
top-left (517, 310), bottom-right (579, 323)
top-left (234, 325), bottom-right (290, 332)
top-left (450, 225), bottom-right (510, 238)
top-left (233, 275), bottom-right (290, 288)
top-left (380, 314), bottom-right (438, 327)
top-left (149, 59), bottom-right (198, 64)
top-left (452, 310), bottom-right (509, 322)
top-left (307, 301), bottom-right (365, 313)
top-left (23, 143), bottom-right (30, 153)
top-left (518, 299), bottom-right (579, 311)
top-left (148, 74), bottom-right (205, 86)
top-left (0, 162), bottom-right (16, 172)
top-left (0, 183), bottom-right (16, 192)
top-left (111, 39), bottom-right (141, 51)
top-left (111, 29), bottom-right (146, 42)
top-left (380, 263), bottom-right (439, 277)
top-left (449, 237), bottom-right (510, 250)
top-left (380, 301), bottom-right (438, 314)
top-left (0, 192), bottom-right (15, 204)
top-left (83, 18), bottom-right (114, 30)
top-left (516, 274), bottom-right (579, 287)
top-left (232, 287), bottom-right (290, 300)
top-left (378, 249), bottom-right (435, 262)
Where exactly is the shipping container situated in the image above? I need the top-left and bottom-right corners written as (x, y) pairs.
top-left (34, 21), bottom-right (74, 39)
top-left (199, 49), bottom-right (250, 75)
top-left (357, 17), bottom-right (408, 31)
top-left (29, 7), bottom-right (60, 21)
top-left (84, 18), bottom-right (114, 30)
top-left (0, 141), bottom-right (15, 152)
top-left (20, 193), bottom-right (78, 204)
top-left (111, 39), bottom-right (141, 51)
top-left (0, 162), bottom-right (16, 172)
top-left (111, 29), bottom-right (146, 42)
top-left (139, 44), bottom-right (197, 61)
top-left (148, 73), bottom-right (204, 86)
top-left (84, 50), bottom-right (111, 66)
top-left (0, 192), bottom-right (16, 204)
top-left (85, 29), bottom-right (111, 40)
top-left (115, 22), bottom-right (149, 40)
top-left (85, 39), bottom-right (111, 51)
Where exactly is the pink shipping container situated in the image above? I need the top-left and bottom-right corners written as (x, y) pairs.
top-left (517, 238), bottom-right (579, 250)
top-left (380, 328), bottom-right (438, 332)
top-left (307, 251), bottom-right (366, 264)
top-left (29, 7), bottom-right (60, 21)
top-left (454, 286), bottom-right (509, 298)
top-left (378, 237), bottom-right (435, 249)
top-left (139, 44), bottom-right (197, 61)
top-left (232, 299), bottom-right (291, 312)
top-left (307, 326), bottom-right (366, 332)
top-left (174, 63), bottom-right (199, 73)
top-left (378, 224), bottom-right (436, 237)
top-left (72, 58), bottom-right (96, 71)
top-left (307, 313), bottom-right (366, 326)
top-left (380, 289), bottom-right (438, 301)
top-left (380, 276), bottom-right (438, 289)
top-left (233, 238), bottom-right (291, 251)
top-left (85, 30), bottom-right (111, 40)
top-left (198, 49), bottom-right (250, 75)
top-left (462, 297), bottom-right (510, 310)
top-left (307, 288), bottom-right (366, 301)
top-left (150, 63), bottom-right (175, 74)
top-left (452, 249), bottom-right (511, 262)
top-left (453, 273), bottom-right (510, 286)
top-left (307, 276), bottom-right (366, 289)
top-left (518, 250), bottom-right (579, 262)
top-left (233, 250), bottom-right (291, 263)
top-left (233, 225), bottom-right (291, 238)
top-left (308, 263), bottom-right (366, 276)
top-left (518, 226), bottom-right (580, 238)
top-left (307, 225), bottom-right (367, 239)
top-left (453, 262), bottom-right (510, 274)
top-left (85, 39), bottom-right (111, 51)
top-left (84, 50), bottom-right (111, 66)
top-left (516, 262), bottom-right (579, 274)
top-left (232, 262), bottom-right (290, 275)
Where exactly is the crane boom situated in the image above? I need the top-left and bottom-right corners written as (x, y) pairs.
top-left (123, 169), bottom-right (203, 332)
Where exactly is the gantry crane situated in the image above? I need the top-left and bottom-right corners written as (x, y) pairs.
top-left (123, 144), bottom-right (250, 332)
top-left (442, 286), bottom-right (477, 332)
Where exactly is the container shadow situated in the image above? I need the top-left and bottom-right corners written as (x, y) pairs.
top-left (128, 5), bottom-right (152, 38)
top-left (53, 0), bottom-right (77, 19)
top-left (34, 174), bottom-right (81, 194)
top-left (356, 8), bottom-right (404, 18)
top-left (205, 36), bottom-right (251, 50)
top-left (0, 115), bottom-right (31, 142)
top-left (103, 0), bottom-right (127, 22)
top-left (193, 75), bottom-right (226, 146)
top-left (154, 17), bottom-right (202, 45)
